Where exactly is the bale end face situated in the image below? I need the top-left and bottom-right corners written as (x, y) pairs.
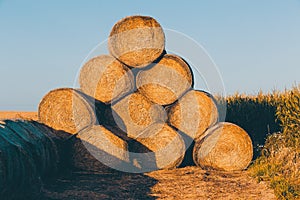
top-left (193, 122), bottom-right (253, 171)
top-left (79, 55), bottom-right (134, 104)
top-left (38, 88), bottom-right (96, 134)
top-left (112, 92), bottom-right (167, 138)
top-left (132, 123), bottom-right (185, 170)
top-left (168, 90), bottom-right (219, 140)
top-left (136, 54), bottom-right (193, 105)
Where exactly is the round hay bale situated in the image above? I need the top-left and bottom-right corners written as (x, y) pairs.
top-left (131, 123), bottom-right (185, 171)
top-left (193, 122), bottom-right (253, 171)
top-left (136, 54), bottom-right (193, 105)
top-left (108, 15), bottom-right (165, 68)
top-left (38, 88), bottom-right (96, 134)
top-left (168, 90), bottom-right (219, 140)
top-left (79, 55), bottom-right (135, 104)
top-left (72, 125), bottom-right (130, 172)
top-left (111, 92), bottom-right (167, 138)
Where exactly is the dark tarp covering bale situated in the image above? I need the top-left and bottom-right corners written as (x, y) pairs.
top-left (0, 120), bottom-right (62, 199)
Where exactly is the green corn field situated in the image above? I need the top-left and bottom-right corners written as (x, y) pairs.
top-left (219, 85), bottom-right (300, 200)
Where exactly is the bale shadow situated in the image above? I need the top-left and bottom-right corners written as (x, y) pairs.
top-left (177, 130), bottom-right (196, 167)
top-left (42, 170), bottom-right (158, 200)
top-left (43, 132), bottom-right (158, 200)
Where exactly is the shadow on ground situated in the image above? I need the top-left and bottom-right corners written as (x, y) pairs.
top-left (42, 171), bottom-right (157, 200)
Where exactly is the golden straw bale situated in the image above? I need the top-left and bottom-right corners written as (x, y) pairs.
top-left (136, 54), bottom-right (193, 105)
top-left (108, 15), bottom-right (165, 68)
top-left (79, 55), bottom-right (134, 104)
top-left (38, 88), bottom-right (96, 134)
top-left (168, 90), bottom-right (218, 140)
top-left (72, 125), bottom-right (129, 172)
top-left (193, 122), bottom-right (253, 171)
top-left (132, 123), bottom-right (185, 170)
top-left (112, 92), bottom-right (167, 138)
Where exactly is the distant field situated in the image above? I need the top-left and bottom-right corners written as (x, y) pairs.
top-left (0, 111), bottom-right (38, 121)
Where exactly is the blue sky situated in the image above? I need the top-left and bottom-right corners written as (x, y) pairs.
top-left (0, 0), bottom-right (299, 110)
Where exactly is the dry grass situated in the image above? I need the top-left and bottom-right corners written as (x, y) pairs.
top-left (147, 167), bottom-right (276, 200)
top-left (108, 15), bottom-right (165, 68)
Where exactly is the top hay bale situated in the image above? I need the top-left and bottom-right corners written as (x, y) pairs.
top-left (168, 90), bottom-right (219, 140)
top-left (193, 122), bottom-right (253, 171)
top-left (136, 54), bottom-right (193, 105)
top-left (79, 55), bottom-right (134, 104)
top-left (108, 15), bottom-right (165, 68)
top-left (38, 88), bottom-right (96, 134)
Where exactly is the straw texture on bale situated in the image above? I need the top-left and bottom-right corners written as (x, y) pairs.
top-left (112, 92), bottom-right (167, 138)
top-left (136, 54), bottom-right (193, 105)
top-left (0, 120), bottom-right (61, 199)
top-left (38, 88), bottom-right (96, 134)
top-left (131, 123), bottom-right (185, 170)
top-left (79, 55), bottom-right (134, 104)
top-left (108, 15), bottom-right (165, 68)
top-left (72, 125), bottom-right (129, 172)
top-left (193, 122), bottom-right (253, 171)
top-left (168, 90), bottom-right (219, 140)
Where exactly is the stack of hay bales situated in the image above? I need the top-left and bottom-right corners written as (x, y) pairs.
top-left (37, 15), bottom-right (253, 172)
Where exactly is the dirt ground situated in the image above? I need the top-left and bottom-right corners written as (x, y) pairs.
top-left (41, 167), bottom-right (276, 200)
top-left (0, 112), bottom-right (276, 200)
